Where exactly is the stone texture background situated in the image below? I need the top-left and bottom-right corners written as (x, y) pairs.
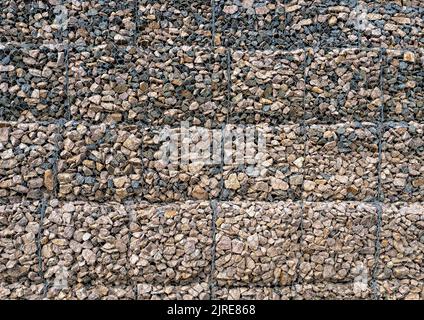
top-left (0, 0), bottom-right (423, 300)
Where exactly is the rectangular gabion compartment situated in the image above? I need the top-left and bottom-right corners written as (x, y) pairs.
top-left (0, 0), bottom-right (65, 45)
top-left (378, 279), bottom-right (424, 300)
top-left (377, 203), bottom-right (424, 282)
top-left (305, 48), bottom-right (382, 124)
top-left (383, 49), bottom-right (423, 122)
top-left (45, 285), bottom-right (135, 300)
top-left (304, 123), bottom-right (379, 201)
top-left (0, 122), bottom-right (59, 203)
top-left (142, 126), bottom-right (222, 202)
top-left (291, 283), bottom-right (372, 300)
top-left (229, 49), bottom-right (305, 125)
top-left (135, 47), bottom-right (228, 128)
top-left (68, 45), bottom-right (143, 124)
top-left (0, 44), bottom-right (66, 121)
top-left (221, 124), bottom-right (304, 201)
top-left (298, 202), bottom-right (377, 284)
top-left (136, 0), bottom-right (213, 48)
top-left (136, 283), bottom-right (210, 300)
top-left (215, 0), bottom-right (283, 50)
top-left (66, 0), bottom-right (136, 46)
top-left (215, 286), bottom-right (291, 300)
top-left (381, 123), bottom-right (423, 202)
top-left (128, 201), bottom-right (213, 284)
top-left (41, 201), bottom-right (131, 288)
top-left (214, 201), bottom-right (302, 286)
top-left (362, 4), bottom-right (423, 49)
top-left (276, 1), bottom-right (360, 50)
top-left (0, 201), bottom-right (43, 285)
top-left (57, 122), bottom-right (143, 202)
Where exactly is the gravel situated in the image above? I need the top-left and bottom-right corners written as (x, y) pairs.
top-left (46, 285), bottom-right (135, 300)
top-left (42, 201), bottom-right (130, 288)
top-left (66, 0), bottom-right (136, 46)
top-left (362, 3), bottom-right (423, 49)
top-left (136, 46), bottom-right (228, 127)
top-left (0, 0), bottom-right (64, 45)
top-left (215, 0), bottom-right (283, 50)
top-left (68, 45), bottom-right (228, 126)
top-left (292, 282), bottom-right (372, 300)
top-left (1, 200), bottom-right (422, 299)
top-left (215, 286), bottom-right (289, 300)
top-left (0, 282), bottom-right (44, 300)
top-left (378, 279), bottom-right (423, 300)
top-left (0, 0), bottom-right (422, 301)
top-left (68, 45), bottom-right (142, 123)
top-left (278, 0), bottom-right (360, 50)
top-left (142, 127), bottom-right (222, 202)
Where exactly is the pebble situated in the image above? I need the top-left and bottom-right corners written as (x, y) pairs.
top-left (224, 173), bottom-right (241, 190)
top-left (224, 5), bottom-right (238, 15)
top-left (403, 51), bottom-right (415, 63)
top-left (304, 180), bottom-right (316, 192)
top-left (44, 169), bottom-right (55, 191)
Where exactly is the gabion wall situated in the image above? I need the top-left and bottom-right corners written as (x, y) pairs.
top-left (0, 0), bottom-right (423, 300)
